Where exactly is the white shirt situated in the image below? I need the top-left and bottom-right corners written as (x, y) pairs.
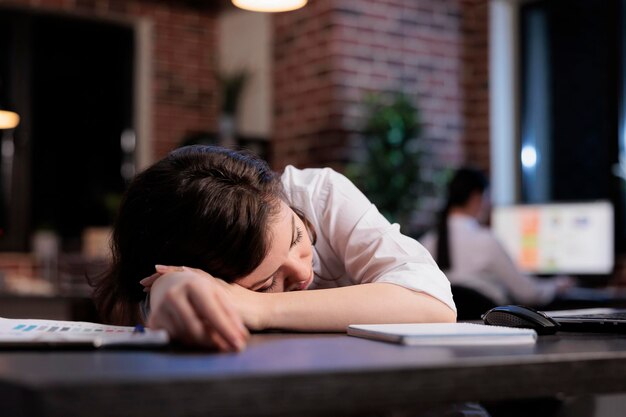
top-left (281, 166), bottom-right (456, 313)
top-left (420, 213), bottom-right (559, 306)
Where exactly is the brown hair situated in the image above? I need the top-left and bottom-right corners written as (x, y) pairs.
top-left (93, 145), bottom-right (286, 325)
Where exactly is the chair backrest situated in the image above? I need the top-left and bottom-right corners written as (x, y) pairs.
top-left (451, 285), bottom-right (497, 320)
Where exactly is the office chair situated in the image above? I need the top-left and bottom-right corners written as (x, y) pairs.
top-left (451, 285), bottom-right (497, 320)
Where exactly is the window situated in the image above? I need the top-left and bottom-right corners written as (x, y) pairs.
top-left (0, 10), bottom-right (134, 252)
top-left (517, 0), bottom-right (625, 250)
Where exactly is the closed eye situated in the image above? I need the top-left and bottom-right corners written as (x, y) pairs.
top-left (259, 278), bottom-right (278, 293)
top-left (291, 226), bottom-right (303, 248)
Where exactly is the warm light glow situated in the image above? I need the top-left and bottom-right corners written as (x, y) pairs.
top-left (0, 110), bottom-right (19, 129)
top-left (232, 0), bottom-right (307, 12)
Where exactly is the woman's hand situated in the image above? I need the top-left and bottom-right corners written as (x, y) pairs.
top-left (145, 265), bottom-right (250, 351)
top-left (553, 274), bottom-right (578, 294)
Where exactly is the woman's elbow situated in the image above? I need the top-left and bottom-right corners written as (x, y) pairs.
top-left (439, 306), bottom-right (457, 323)
top-left (415, 292), bottom-right (457, 323)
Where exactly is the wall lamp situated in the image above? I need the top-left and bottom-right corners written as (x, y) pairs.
top-left (0, 110), bottom-right (19, 130)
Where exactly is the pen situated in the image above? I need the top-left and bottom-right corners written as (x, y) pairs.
top-left (133, 324), bottom-right (145, 334)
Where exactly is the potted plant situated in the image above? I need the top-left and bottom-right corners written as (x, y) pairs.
top-left (346, 92), bottom-right (424, 231)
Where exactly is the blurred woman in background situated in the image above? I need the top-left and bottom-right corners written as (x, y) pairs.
top-left (420, 167), bottom-right (573, 308)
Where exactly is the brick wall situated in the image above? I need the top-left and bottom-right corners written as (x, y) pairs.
top-left (2, 0), bottom-right (490, 180)
top-left (2, 0), bottom-right (490, 173)
top-left (0, 0), bottom-right (219, 159)
top-left (273, 0), bottom-right (489, 171)
top-left (145, 3), bottom-right (218, 157)
top-left (272, 0), bottom-right (490, 229)
top-left (460, 0), bottom-right (490, 173)
top-left (272, 0), bottom-right (338, 169)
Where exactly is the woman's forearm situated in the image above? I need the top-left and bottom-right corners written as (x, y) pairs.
top-left (256, 283), bottom-right (456, 332)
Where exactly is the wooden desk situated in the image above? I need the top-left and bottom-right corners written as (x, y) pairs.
top-left (2, 331), bottom-right (626, 417)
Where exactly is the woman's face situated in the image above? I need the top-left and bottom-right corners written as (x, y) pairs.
top-left (235, 202), bottom-right (314, 293)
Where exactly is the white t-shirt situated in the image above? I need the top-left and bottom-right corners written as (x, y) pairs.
top-left (281, 165), bottom-right (456, 313)
top-left (419, 213), bottom-right (559, 306)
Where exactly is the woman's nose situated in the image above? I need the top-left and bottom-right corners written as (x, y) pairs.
top-left (284, 254), bottom-right (310, 291)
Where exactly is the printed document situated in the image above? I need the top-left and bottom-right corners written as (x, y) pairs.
top-left (0, 317), bottom-right (169, 348)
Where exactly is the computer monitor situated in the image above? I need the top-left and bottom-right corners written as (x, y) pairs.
top-left (491, 201), bottom-right (614, 275)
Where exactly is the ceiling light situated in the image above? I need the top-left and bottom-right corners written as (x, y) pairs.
top-left (232, 0), bottom-right (307, 13)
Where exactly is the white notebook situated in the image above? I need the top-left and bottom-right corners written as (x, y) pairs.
top-left (347, 323), bottom-right (537, 346)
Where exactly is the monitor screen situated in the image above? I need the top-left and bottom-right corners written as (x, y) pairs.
top-left (491, 201), bottom-right (614, 275)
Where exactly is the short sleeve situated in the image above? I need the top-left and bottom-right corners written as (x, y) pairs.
top-left (282, 166), bottom-right (456, 313)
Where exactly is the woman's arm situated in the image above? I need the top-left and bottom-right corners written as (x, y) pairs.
top-left (147, 266), bottom-right (454, 340)
top-left (487, 237), bottom-right (573, 305)
top-left (236, 282), bottom-right (456, 331)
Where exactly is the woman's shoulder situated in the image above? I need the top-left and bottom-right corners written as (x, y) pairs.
top-left (281, 165), bottom-right (369, 222)
top-left (281, 165), bottom-right (343, 183)
top-left (281, 165), bottom-right (355, 195)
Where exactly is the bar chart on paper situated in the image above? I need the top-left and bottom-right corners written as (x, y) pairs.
top-left (0, 317), bottom-right (169, 348)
